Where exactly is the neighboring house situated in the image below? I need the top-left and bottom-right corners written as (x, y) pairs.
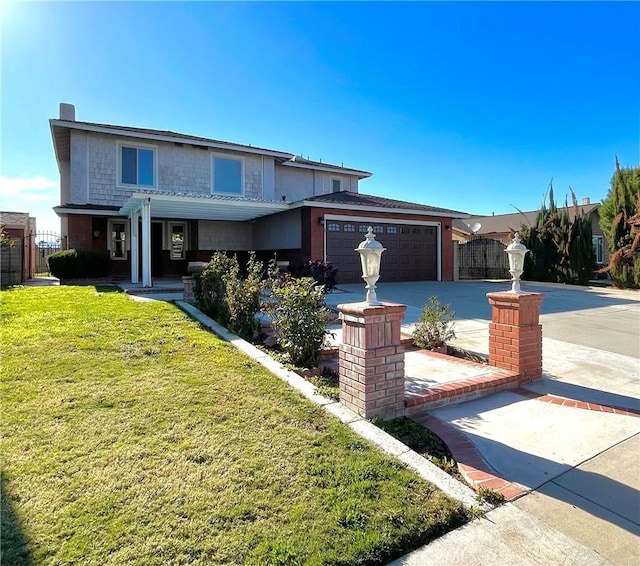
top-left (50, 103), bottom-right (468, 287)
top-left (0, 211), bottom-right (36, 283)
top-left (453, 199), bottom-right (608, 267)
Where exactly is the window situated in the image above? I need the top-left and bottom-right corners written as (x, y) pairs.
top-left (213, 156), bottom-right (242, 194)
top-left (359, 225), bottom-right (369, 233)
top-left (331, 178), bottom-right (342, 193)
top-left (109, 220), bottom-right (127, 260)
top-left (327, 223), bottom-right (340, 232)
top-left (372, 226), bottom-right (384, 234)
top-left (170, 223), bottom-right (186, 260)
top-left (592, 235), bottom-right (604, 264)
top-left (386, 226), bottom-right (398, 234)
top-left (343, 224), bottom-right (355, 232)
top-left (120, 144), bottom-right (155, 186)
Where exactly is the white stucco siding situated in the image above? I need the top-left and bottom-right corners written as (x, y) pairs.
top-left (274, 167), bottom-right (315, 201)
top-left (253, 209), bottom-right (301, 250)
top-left (70, 130), bottom-right (89, 205)
top-left (198, 220), bottom-right (252, 250)
top-left (60, 160), bottom-right (71, 205)
top-left (322, 173), bottom-right (353, 194)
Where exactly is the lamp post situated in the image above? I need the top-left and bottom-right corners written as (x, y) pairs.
top-left (505, 233), bottom-right (528, 293)
top-left (355, 227), bottom-right (386, 305)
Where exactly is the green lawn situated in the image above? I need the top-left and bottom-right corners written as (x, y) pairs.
top-left (1, 286), bottom-right (470, 565)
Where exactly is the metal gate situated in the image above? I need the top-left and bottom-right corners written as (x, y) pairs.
top-left (28, 232), bottom-right (64, 276)
top-left (458, 237), bottom-right (509, 279)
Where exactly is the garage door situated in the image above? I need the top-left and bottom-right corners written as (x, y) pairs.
top-left (325, 221), bottom-right (438, 284)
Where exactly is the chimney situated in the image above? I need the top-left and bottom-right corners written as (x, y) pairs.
top-left (582, 197), bottom-right (590, 205)
top-left (59, 103), bottom-right (76, 121)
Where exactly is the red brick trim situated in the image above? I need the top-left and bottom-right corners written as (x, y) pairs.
top-left (513, 388), bottom-right (640, 417)
top-left (404, 349), bottom-right (519, 414)
top-left (412, 413), bottom-right (527, 501)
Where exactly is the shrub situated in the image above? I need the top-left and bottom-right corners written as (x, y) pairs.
top-left (48, 249), bottom-right (109, 279)
top-left (412, 296), bottom-right (456, 350)
top-left (194, 252), bottom-right (235, 325)
top-left (194, 252), bottom-right (266, 341)
top-left (224, 252), bottom-right (265, 341)
top-left (265, 266), bottom-right (329, 368)
top-left (289, 260), bottom-right (338, 293)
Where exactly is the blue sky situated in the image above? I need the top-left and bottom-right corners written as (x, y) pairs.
top-left (1, 1), bottom-right (639, 233)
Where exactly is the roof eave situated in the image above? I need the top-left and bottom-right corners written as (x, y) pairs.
top-left (281, 160), bottom-right (372, 179)
top-left (48, 119), bottom-right (294, 159)
top-left (292, 200), bottom-right (470, 219)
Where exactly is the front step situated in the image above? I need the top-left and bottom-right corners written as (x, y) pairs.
top-left (404, 351), bottom-right (529, 414)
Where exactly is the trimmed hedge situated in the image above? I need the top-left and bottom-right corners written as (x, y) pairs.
top-left (48, 249), bottom-right (110, 280)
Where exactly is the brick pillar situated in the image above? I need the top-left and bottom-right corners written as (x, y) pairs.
top-left (486, 292), bottom-right (545, 382)
top-left (337, 302), bottom-right (407, 419)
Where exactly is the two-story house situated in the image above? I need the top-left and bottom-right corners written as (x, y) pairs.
top-left (50, 103), bottom-right (468, 287)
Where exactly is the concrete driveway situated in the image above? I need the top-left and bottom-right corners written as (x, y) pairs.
top-left (326, 281), bottom-right (640, 565)
top-left (328, 279), bottom-right (640, 358)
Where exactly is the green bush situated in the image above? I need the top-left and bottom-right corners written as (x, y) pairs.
top-left (412, 296), bottom-right (456, 350)
top-left (194, 252), bottom-right (266, 341)
top-left (265, 267), bottom-right (329, 368)
top-left (194, 252), bottom-right (235, 325)
top-left (48, 249), bottom-right (110, 279)
top-left (224, 252), bottom-right (265, 341)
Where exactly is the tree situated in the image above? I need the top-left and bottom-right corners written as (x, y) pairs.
top-left (599, 159), bottom-right (640, 288)
top-left (520, 184), bottom-right (595, 285)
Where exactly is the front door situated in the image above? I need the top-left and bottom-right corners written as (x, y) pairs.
top-left (139, 221), bottom-right (164, 278)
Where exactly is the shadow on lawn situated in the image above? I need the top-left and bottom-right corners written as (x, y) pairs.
top-left (1, 472), bottom-right (33, 566)
top-left (93, 285), bottom-right (124, 293)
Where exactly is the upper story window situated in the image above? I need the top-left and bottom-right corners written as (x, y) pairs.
top-left (331, 178), bottom-right (342, 193)
top-left (213, 156), bottom-right (243, 195)
top-left (119, 143), bottom-right (156, 187)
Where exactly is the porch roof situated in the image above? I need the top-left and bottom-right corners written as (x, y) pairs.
top-left (118, 191), bottom-right (290, 222)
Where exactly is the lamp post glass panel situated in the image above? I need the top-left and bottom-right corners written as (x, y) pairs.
top-left (355, 227), bottom-right (386, 305)
top-left (505, 233), bottom-right (528, 293)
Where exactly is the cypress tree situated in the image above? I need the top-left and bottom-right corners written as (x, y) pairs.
top-left (599, 158), bottom-right (640, 288)
top-left (521, 184), bottom-right (595, 285)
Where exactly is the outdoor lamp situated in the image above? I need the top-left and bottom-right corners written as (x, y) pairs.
top-left (355, 227), bottom-right (386, 305)
top-left (505, 233), bottom-right (528, 293)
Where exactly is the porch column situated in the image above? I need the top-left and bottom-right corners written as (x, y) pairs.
top-left (130, 211), bottom-right (139, 284)
top-left (141, 198), bottom-right (152, 287)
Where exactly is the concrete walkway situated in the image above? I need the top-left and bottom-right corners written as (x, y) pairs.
top-left (342, 281), bottom-right (639, 566)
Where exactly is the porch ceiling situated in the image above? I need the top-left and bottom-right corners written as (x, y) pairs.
top-left (118, 191), bottom-right (290, 222)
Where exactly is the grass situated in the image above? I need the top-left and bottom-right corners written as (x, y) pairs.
top-left (373, 418), bottom-right (466, 483)
top-left (1, 287), bottom-right (470, 566)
